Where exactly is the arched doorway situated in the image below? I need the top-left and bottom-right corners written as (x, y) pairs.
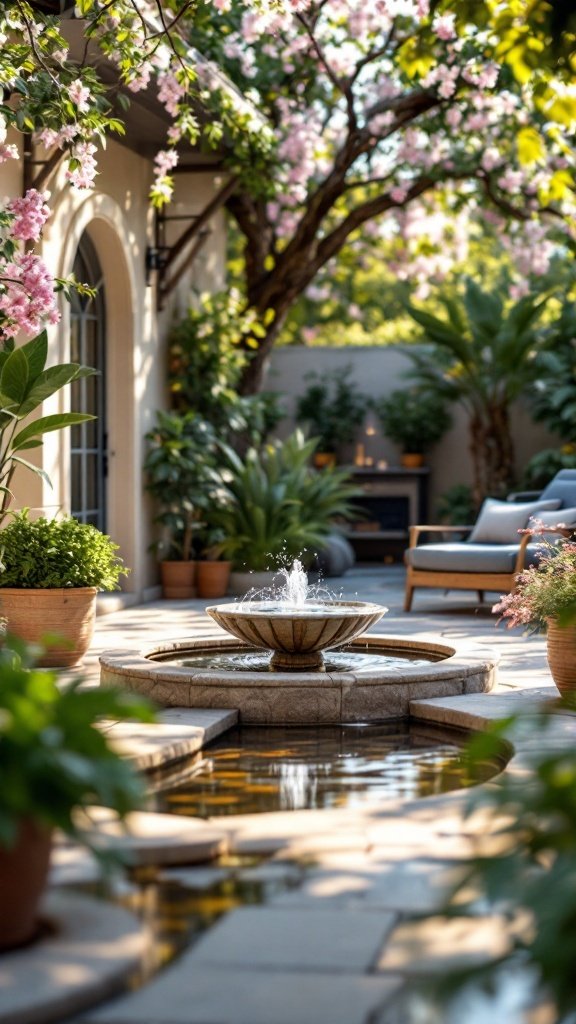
top-left (69, 232), bottom-right (107, 530)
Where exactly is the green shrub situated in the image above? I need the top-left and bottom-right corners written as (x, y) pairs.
top-left (374, 388), bottom-right (452, 454)
top-left (0, 511), bottom-right (128, 590)
top-left (296, 366), bottom-right (366, 454)
top-left (207, 431), bottom-right (360, 571)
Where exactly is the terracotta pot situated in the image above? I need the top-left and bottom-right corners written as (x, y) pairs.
top-left (546, 621), bottom-right (576, 696)
top-left (0, 819), bottom-right (52, 950)
top-left (0, 587), bottom-right (98, 667)
top-left (196, 561), bottom-right (231, 599)
top-left (313, 452), bottom-right (337, 469)
top-left (160, 560), bottom-right (196, 599)
top-left (401, 453), bottom-right (424, 469)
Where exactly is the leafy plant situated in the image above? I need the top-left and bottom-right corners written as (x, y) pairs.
top-left (296, 366), bottom-right (366, 455)
top-left (374, 387), bottom-right (452, 454)
top-left (0, 331), bottom-right (96, 523)
top-left (447, 710), bottom-right (576, 1023)
top-left (436, 484), bottom-right (477, 525)
top-left (206, 431), bottom-right (360, 571)
top-left (405, 279), bottom-right (552, 502)
top-left (0, 510), bottom-right (128, 590)
top-left (521, 445), bottom-right (576, 491)
top-left (144, 411), bottom-right (218, 561)
top-left (0, 638), bottom-right (154, 849)
top-left (167, 294), bottom-right (284, 451)
top-left (529, 301), bottom-right (576, 443)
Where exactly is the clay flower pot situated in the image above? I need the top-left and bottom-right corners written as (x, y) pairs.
top-left (547, 621), bottom-right (576, 696)
top-left (0, 587), bottom-right (98, 667)
top-left (160, 560), bottom-right (196, 599)
top-left (0, 820), bottom-right (52, 950)
top-left (196, 561), bottom-right (231, 599)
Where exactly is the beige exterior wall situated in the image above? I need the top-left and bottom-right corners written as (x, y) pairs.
top-left (266, 345), bottom-right (557, 515)
top-left (0, 139), bottom-right (227, 603)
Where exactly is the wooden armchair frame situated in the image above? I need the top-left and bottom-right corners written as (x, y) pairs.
top-left (404, 524), bottom-right (534, 612)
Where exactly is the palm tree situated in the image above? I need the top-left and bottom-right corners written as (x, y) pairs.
top-left (405, 279), bottom-right (552, 505)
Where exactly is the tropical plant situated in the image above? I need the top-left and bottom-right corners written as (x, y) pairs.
top-left (529, 301), bottom-right (576, 443)
top-left (206, 431), bottom-right (360, 571)
top-left (436, 484), bottom-right (477, 526)
top-left (0, 331), bottom-right (96, 523)
top-left (521, 445), bottom-right (576, 492)
top-left (405, 279), bottom-right (553, 503)
top-left (374, 387), bottom-right (452, 454)
top-left (143, 410), bottom-right (218, 561)
top-left (0, 637), bottom-right (153, 849)
top-left (0, 510), bottom-right (129, 590)
top-left (296, 366), bottom-right (366, 456)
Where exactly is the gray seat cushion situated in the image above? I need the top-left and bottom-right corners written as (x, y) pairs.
top-left (406, 542), bottom-right (541, 574)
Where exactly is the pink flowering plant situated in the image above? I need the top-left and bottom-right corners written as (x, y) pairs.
top-left (493, 523), bottom-right (576, 633)
top-left (0, 188), bottom-right (96, 522)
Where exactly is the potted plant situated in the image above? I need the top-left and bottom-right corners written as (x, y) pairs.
top-left (493, 521), bottom-right (576, 695)
top-left (0, 330), bottom-right (96, 523)
top-left (208, 431), bottom-right (359, 595)
top-left (195, 526), bottom-right (232, 599)
top-left (373, 387), bottom-right (452, 467)
top-left (0, 510), bottom-right (129, 667)
top-left (296, 365), bottom-right (366, 466)
top-left (0, 637), bottom-right (153, 950)
top-left (144, 411), bottom-right (217, 598)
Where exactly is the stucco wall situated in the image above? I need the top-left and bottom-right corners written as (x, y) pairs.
top-left (0, 137), bottom-right (227, 601)
top-left (266, 345), bottom-right (556, 515)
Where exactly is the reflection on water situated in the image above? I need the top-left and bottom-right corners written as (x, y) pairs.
top-left (152, 723), bottom-right (502, 818)
top-left (150, 649), bottom-right (436, 672)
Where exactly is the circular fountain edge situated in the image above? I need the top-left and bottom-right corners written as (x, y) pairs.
top-left (99, 633), bottom-right (499, 725)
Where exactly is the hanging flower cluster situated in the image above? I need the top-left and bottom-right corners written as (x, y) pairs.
top-left (0, 190), bottom-right (59, 339)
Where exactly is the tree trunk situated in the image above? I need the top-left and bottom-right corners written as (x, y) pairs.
top-left (469, 403), bottom-right (515, 506)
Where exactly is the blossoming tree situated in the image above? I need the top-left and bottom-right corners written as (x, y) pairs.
top-left (0, 0), bottom-right (574, 395)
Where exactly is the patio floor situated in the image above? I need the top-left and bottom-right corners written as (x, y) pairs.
top-left (1, 565), bottom-right (561, 1024)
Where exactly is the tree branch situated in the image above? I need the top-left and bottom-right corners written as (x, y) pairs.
top-left (295, 12), bottom-right (357, 130)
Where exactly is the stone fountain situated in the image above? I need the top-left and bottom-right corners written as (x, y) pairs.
top-left (100, 561), bottom-right (498, 724)
top-left (206, 560), bottom-right (386, 671)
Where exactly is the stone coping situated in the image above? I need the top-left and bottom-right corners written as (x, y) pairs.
top-left (99, 633), bottom-right (499, 724)
top-left (0, 890), bottom-right (152, 1024)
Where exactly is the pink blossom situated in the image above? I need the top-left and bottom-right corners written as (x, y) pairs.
top-left (481, 147), bottom-right (502, 172)
top-left (157, 71), bottom-right (186, 117)
top-left (0, 144), bottom-right (18, 163)
top-left (68, 80), bottom-right (92, 112)
top-left (7, 189), bottom-right (51, 242)
top-left (433, 12), bottom-right (456, 41)
top-left (445, 107), bottom-right (462, 128)
top-left (65, 140), bottom-right (98, 189)
top-left (0, 252), bottom-right (60, 338)
top-left (390, 185), bottom-right (409, 203)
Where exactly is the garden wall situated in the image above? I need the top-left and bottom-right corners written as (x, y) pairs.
top-left (266, 345), bottom-right (556, 516)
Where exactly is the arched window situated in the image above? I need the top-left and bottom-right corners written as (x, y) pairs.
top-left (69, 233), bottom-right (107, 529)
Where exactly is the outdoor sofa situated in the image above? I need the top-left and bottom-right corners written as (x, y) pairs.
top-left (404, 469), bottom-right (576, 611)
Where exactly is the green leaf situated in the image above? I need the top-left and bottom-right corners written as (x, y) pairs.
top-left (11, 414), bottom-right (95, 451)
top-left (0, 348), bottom-right (29, 405)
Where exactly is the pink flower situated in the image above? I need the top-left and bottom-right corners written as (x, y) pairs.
top-left (433, 13), bottom-right (456, 41)
top-left (7, 190), bottom-right (51, 242)
top-left (0, 144), bottom-right (18, 163)
top-left (65, 141), bottom-right (98, 189)
top-left (0, 252), bottom-right (60, 338)
top-left (68, 81), bottom-right (92, 112)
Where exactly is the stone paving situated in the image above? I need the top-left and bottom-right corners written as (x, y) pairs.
top-left (1, 565), bottom-right (565, 1024)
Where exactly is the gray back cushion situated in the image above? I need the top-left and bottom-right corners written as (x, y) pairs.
top-left (539, 470), bottom-right (576, 509)
top-left (469, 498), bottom-right (561, 544)
top-left (528, 506), bottom-right (576, 535)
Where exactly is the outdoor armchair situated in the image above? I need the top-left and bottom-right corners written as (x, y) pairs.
top-left (404, 470), bottom-right (576, 612)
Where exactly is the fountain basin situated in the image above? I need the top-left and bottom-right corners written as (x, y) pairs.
top-left (100, 634), bottom-right (498, 725)
top-left (206, 600), bottom-right (386, 670)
